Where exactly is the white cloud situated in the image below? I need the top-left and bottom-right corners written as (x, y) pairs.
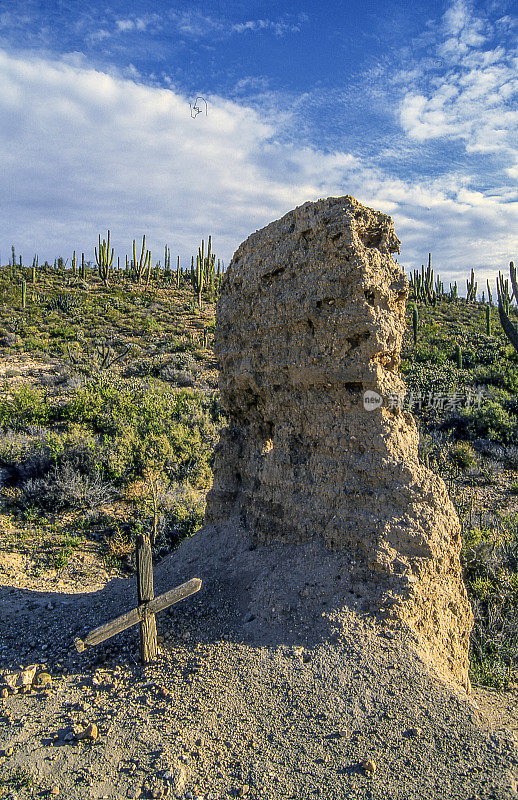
top-left (0, 47), bottom-right (516, 289)
top-left (230, 17), bottom-right (307, 36)
top-left (395, 0), bottom-right (518, 195)
top-left (86, 29), bottom-right (111, 45)
top-left (116, 20), bottom-right (135, 33)
top-left (115, 15), bottom-right (159, 34)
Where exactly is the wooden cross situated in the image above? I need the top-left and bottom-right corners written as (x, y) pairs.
top-left (74, 534), bottom-right (202, 663)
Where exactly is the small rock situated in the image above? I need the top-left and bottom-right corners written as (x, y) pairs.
top-left (236, 786), bottom-right (250, 796)
top-left (126, 789), bottom-right (141, 799)
top-left (76, 722), bottom-right (98, 741)
top-left (361, 759), bottom-right (376, 774)
top-left (33, 672), bottom-right (52, 688)
top-left (50, 786), bottom-right (60, 796)
top-left (3, 665), bottom-right (38, 689)
top-left (164, 764), bottom-right (187, 794)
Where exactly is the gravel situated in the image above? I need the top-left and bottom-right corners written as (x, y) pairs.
top-left (0, 518), bottom-right (517, 799)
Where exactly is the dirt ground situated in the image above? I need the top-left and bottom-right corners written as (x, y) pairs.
top-left (1, 520), bottom-right (518, 800)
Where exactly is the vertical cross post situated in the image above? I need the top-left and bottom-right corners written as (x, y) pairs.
top-left (136, 533), bottom-right (158, 663)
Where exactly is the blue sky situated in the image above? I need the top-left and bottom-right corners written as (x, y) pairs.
top-left (0, 0), bottom-right (516, 289)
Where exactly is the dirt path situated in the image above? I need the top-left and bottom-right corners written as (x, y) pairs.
top-left (1, 521), bottom-right (518, 800)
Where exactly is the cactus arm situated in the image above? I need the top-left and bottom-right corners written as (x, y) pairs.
top-left (509, 261), bottom-right (518, 306)
top-left (497, 272), bottom-right (518, 352)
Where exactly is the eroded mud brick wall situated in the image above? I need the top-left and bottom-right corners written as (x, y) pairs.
top-left (206, 195), bottom-right (473, 692)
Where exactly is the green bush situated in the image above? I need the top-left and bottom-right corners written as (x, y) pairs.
top-left (461, 514), bottom-right (518, 689)
top-left (449, 441), bottom-right (476, 470)
top-left (402, 362), bottom-right (464, 397)
top-left (56, 377), bottom-right (222, 487)
top-left (459, 400), bottom-right (517, 444)
top-left (0, 385), bottom-right (51, 428)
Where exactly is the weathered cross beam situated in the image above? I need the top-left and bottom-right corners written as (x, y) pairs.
top-left (74, 534), bottom-right (201, 663)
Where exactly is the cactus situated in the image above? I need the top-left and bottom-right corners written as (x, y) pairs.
top-left (144, 253), bottom-right (152, 288)
top-left (509, 261), bottom-right (518, 307)
top-left (466, 269), bottom-right (477, 303)
top-left (164, 245), bottom-right (171, 281)
top-left (486, 279), bottom-right (493, 306)
top-left (95, 230), bottom-right (114, 286)
top-left (133, 236), bottom-right (151, 284)
top-left (498, 272), bottom-right (511, 315)
top-left (485, 304), bottom-right (491, 335)
top-left (31, 255), bottom-right (38, 285)
top-left (412, 306), bottom-right (418, 346)
top-left (72, 251), bottom-right (77, 275)
top-left (176, 255), bottom-right (180, 289)
top-left (455, 343), bottom-right (462, 369)
top-left (202, 236), bottom-right (216, 298)
top-left (409, 253), bottom-right (445, 304)
top-left (21, 280), bottom-right (26, 309)
top-left (497, 264), bottom-right (518, 352)
top-left (191, 253), bottom-right (204, 309)
top-left (449, 281), bottom-right (458, 301)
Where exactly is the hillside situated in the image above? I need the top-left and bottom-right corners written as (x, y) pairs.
top-left (2, 255), bottom-right (518, 797)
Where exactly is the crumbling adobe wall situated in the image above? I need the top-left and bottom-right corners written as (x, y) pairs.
top-left (205, 195), bottom-right (474, 693)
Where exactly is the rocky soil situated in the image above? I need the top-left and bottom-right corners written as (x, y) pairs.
top-left (1, 519), bottom-right (518, 800)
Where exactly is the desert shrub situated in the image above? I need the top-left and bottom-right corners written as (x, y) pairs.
top-left (0, 425), bottom-right (107, 485)
top-left (0, 385), bottom-right (51, 428)
top-left (402, 362), bottom-right (465, 399)
top-left (55, 376), bottom-right (223, 487)
top-left (169, 352), bottom-right (198, 371)
top-left (472, 362), bottom-right (518, 394)
top-left (0, 427), bottom-right (54, 479)
top-left (458, 400), bottom-right (518, 444)
top-left (411, 343), bottom-right (447, 365)
top-left (502, 445), bottom-right (518, 470)
top-left (55, 427), bottom-right (107, 475)
top-left (123, 357), bottom-right (162, 378)
top-left (160, 483), bottom-right (205, 550)
top-left (159, 367), bottom-right (195, 387)
top-left (466, 336), bottom-right (507, 366)
top-left (449, 441), bottom-right (476, 471)
top-left (462, 514), bottom-right (518, 688)
top-left (104, 526), bottom-right (135, 560)
top-left (417, 428), bottom-right (454, 476)
top-left (22, 463), bottom-right (114, 511)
